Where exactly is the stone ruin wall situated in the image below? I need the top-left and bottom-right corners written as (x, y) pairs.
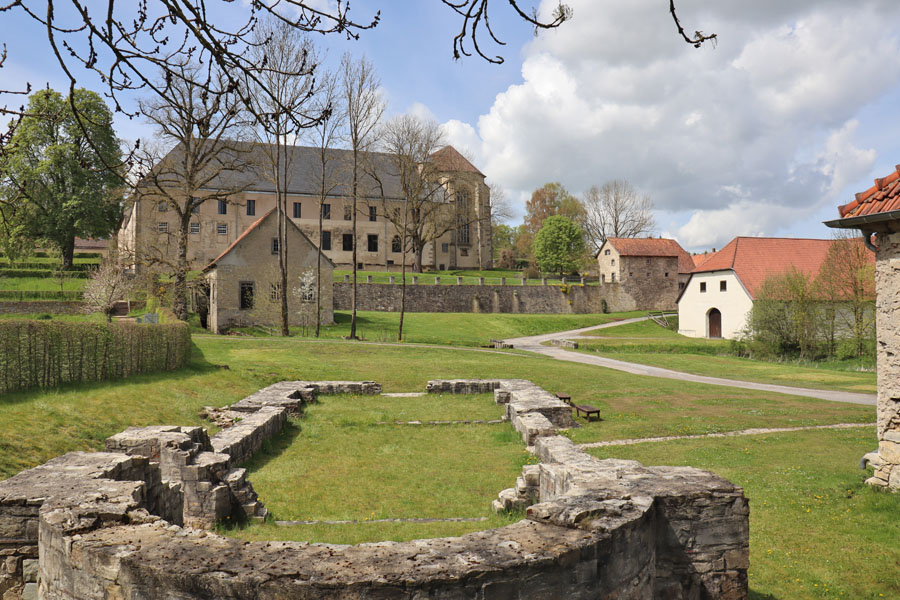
top-left (1, 379), bottom-right (748, 599)
top-left (863, 231), bottom-right (900, 488)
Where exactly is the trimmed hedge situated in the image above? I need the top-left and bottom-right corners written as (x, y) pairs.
top-left (0, 269), bottom-right (90, 278)
top-left (0, 252), bottom-right (101, 259)
top-left (0, 290), bottom-right (83, 301)
top-left (0, 320), bottom-right (191, 394)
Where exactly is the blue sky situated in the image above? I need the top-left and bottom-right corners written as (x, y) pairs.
top-left (3, 0), bottom-right (900, 251)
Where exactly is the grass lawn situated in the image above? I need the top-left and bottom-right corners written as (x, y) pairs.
top-left (0, 276), bottom-right (87, 292)
top-left (575, 319), bottom-right (877, 394)
top-left (0, 325), bottom-right (887, 595)
top-left (587, 428), bottom-right (900, 599)
top-left (232, 309), bottom-right (645, 346)
top-left (226, 402), bottom-right (527, 543)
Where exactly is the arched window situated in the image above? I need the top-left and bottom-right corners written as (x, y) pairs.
top-left (391, 235), bottom-right (402, 253)
top-left (456, 189), bottom-right (471, 245)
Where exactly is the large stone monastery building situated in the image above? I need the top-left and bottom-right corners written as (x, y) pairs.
top-left (119, 143), bottom-right (491, 272)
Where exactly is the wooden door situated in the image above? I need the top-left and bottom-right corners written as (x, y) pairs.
top-left (708, 308), bottom-right (722, 338)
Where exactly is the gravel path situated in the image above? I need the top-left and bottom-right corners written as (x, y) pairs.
top-left (578, 422), bottom-right (873, 449)
top-left (504, 318), bottom-right (877, 406)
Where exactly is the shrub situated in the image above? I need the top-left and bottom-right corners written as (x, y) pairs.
top-left (0, 269), bottom-right (89, 278)
top-left (0, 320), bottom-right (191, 394)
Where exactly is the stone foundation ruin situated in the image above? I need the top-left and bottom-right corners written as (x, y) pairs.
top-left (1, 378), bottom-right (748, 599)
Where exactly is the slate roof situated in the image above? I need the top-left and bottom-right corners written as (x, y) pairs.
top-left (691, 237), bottom-right (836, 299)
top-left (837, 165), bottom-right (900, 219)
top-left (203, 208), bottom-right (335, 272)
top-left (150, 142), bottom-right (479, 201)
top-left (605, 237), bottom-right (694, 274)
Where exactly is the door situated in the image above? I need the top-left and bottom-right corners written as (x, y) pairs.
top-left (708, 308), bottom-right (722, 338)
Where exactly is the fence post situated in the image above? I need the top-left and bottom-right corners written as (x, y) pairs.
top-left (435, 276), bottom-right (441, 285)
top-left (457, 276), bottom-right (463, 285)
top-left (344, 274), bottom-right (350, 283)
top-left (541, 278), bottom-right (547, 286)
top-left (389, 276), bottom-right (395, 284)
top-left (478, 277), bottom-right (485, 285)
top-left (412, 276), bottom-right (418, 285)
top-left (500, 277), bottom-right (506, 286)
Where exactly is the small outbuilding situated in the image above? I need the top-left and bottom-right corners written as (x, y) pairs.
top-left (596, 237), bottom-right (694, 311)
top-left (203, 209), bottom-right (334, 334)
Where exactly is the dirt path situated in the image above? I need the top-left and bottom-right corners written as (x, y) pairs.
top-left (504, 319), bottom-right (877, 406)
top-left (578, 422), bottom-right (873, 449)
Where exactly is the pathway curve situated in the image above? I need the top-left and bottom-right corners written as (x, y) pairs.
top-left (504, 318), bottom-right (877, 406)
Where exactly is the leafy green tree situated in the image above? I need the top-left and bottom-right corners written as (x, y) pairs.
top-left (1, 88), bottom-right (122, 268)
top-left (747, 268), bottom-right (820, 359)
top-left (533, 215), bottom-right (585, 277)
top-left (523, 182), bottom-right (582, 236)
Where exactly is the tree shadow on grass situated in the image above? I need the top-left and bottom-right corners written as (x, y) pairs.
top-left (0, 340), bottom-right (225, 407)
top-left (749, 589), bottom-right (779, 600)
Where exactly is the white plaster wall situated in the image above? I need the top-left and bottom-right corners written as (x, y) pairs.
top-left (678, 271), bottom-right (753, 339)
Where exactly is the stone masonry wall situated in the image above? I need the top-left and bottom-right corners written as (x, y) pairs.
top-left (0, 301), bottom-right (86, 315)
top-left (334, 282), bottom-right (648, 314)
top-left (0, 379), bottom-right (747, 599)
top-left (863, 231), bottom-right (900, 488)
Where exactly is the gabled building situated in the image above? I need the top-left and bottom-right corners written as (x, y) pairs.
top-left (596, 237), bottom-right (694, 310)
top-left (202, 209), bottom-right (335, 334)
top-left (119, 143), bottom-right (491, 274)
top-left (677, 237), bottom-right (836, 339)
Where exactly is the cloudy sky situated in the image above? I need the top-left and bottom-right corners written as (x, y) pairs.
top-left (3, 0), bottom-right (900, 251)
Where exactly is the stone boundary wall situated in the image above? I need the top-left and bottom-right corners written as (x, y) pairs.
top-left (0, 379), bottom-right (748, 599)
top-left (0, 301), bottom-right (86, 315)
top-left (333, 282), bottom-right (651, 314)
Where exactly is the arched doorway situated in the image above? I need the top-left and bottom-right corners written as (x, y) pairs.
top-left (708, 308), bottom-right (722, 338)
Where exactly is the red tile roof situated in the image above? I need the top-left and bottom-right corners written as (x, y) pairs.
top-left (691, 252), bottom-right (714, 269)
top-left (430, 145), bottom-right (484, 176)
top-left (838, 165), bottom-right (900, 218)
top-left (203, 209), bottom-right (275, 272)
top-left (692, 237), bottom-right (843, 298)
top-left (606, 237), bottom-right (694, 274)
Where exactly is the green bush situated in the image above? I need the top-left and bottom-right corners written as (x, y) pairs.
top-left (0, 262), bottom-right (93, 271)
top-left (0, 320), bottom-right (191, 394)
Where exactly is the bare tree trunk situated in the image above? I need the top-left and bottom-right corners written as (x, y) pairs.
top-left (398, 201), bottom-right (409, 342)
top-left (350, 151), bottom-right (359, 339)
top-left (275, 136), bottom-right (290, 337)
top-left (172, 214), bottom-right (190, 321)
top-left (61, 236), bottom-right (76, 270)
top-left (315, 196), bottom-right (324, 338)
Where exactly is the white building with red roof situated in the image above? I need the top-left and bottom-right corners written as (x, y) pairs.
top-left (677, 237), bottom-right (839, 339)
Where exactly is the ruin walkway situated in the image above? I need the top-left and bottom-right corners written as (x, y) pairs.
top-left (503, 318), bottom-right (877, 406)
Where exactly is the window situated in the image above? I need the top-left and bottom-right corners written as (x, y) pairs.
top-left (270, 282), bottom-right (281, 301)
top-left (271, 238), bottom-right (279, 255)
top-left (460, 248), bottom-right (469, 257)
top-left (611, 273), bottom-right (616, 282)
top-left (629, 272), bottom-right (634, 278)
top-left (343, 204), bottom-right (352, 220)
top-left (720, 280), bottom-right (727, 292)
top-left (157, 201), bottom-right (167, 212)
top-left (441, 243), bottom-right (449, 253)
top-left (217, 223), bottom-right (227, 235)
top-left (611, 259), bottom-right (615, 266)
top-left (218, 200), bottom-right (227, 215)
top-left (322, 203), bottom-right (331, 219)
top-left (391, 235), bottom-right (402, 253)
top-left (239, 282), bottom-right (254, 310)
top-left (191, 200), bottom-right (200, 214)
top-left (293, 202), bottom-right (301, 219)
top-left (601, 274), bottom-right (605, 282)
top-left (190, 222), bottom-right (200, 235)
top-left (458, 223), bottom-right (470, 245)
top-left (342, 233), bottom-right (353, 251)
top-left (664, 272), bottom-right (669, 278)
top-left (369, 205), bottom-right (377, 222)
top-left (646, 272), bottom-right (650, 277)
top-left (299, 285), bottom-right (314, 303)
top-left (321, 231), bottom-right (331, 251)
top-left (604, 249), bottom-right (610, 255)
top-left (244, 199), bottom-right (254, 216)
top-left (700, 282), bottom-right (707, 293)
top-left (367, 234), bottom-right (378, 253)
top-left (157, 222), bottom-right (168, 233)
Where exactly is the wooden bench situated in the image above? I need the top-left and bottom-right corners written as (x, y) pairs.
top-left (573, 404), bottom-right (601, 422)
top-left (555, 393), bottom-right (572, 405)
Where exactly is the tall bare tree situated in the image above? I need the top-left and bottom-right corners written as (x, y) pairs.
top-left (340, 53), bottom-right (384, 340)
top-left (135, 62), bottom-right (247, 320)
top-left (581, 179), bottom-right (655, 252)
top-left (246, 19), bottom-right (322, 336)
top-left (379, 114), bottom-right (448, 340)
top-left (305, 70), bottom-right (346, 338)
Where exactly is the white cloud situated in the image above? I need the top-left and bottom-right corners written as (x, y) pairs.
top-left (443, 0), bottom-right (900, 246)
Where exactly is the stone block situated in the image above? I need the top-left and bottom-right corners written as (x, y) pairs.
top-left (21, 559), bottom-right (36, 583)
top-left (878, 440), bottom-right (900, 463)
